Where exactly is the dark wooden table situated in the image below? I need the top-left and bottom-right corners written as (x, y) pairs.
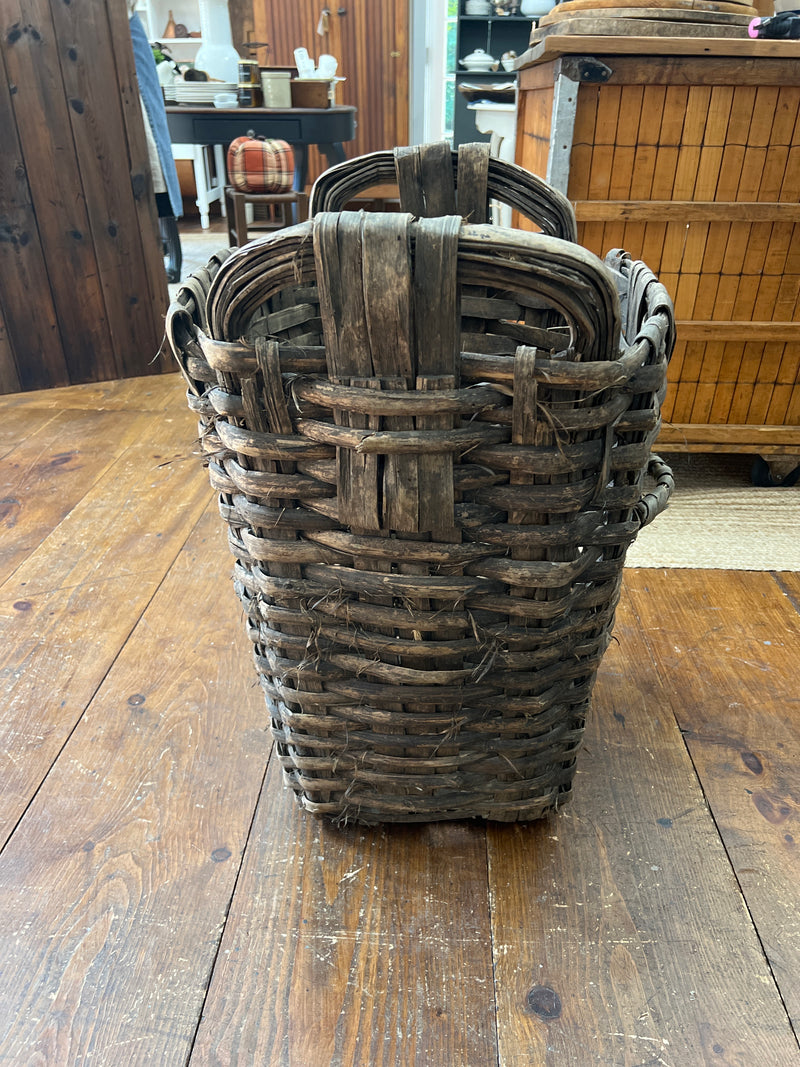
top-left (166, 104), bottom-right (357, 190)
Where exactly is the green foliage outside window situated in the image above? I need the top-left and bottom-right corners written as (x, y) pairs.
top-left (444, 2), bottom-right (458, 140)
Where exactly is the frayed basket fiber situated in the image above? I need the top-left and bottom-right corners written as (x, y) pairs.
top-left (167, 147), bottom-right (674, 825)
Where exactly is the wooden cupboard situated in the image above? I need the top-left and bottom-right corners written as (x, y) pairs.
top-left (516, 35), bottom-right (800, 459)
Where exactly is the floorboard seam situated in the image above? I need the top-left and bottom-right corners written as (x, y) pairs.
top-left (184, 743), bottom-right (276, 1065)
top-left (0, 495), bottom-right (213, 858)
top-left (484, 830), bottom-right (504, 1067)
top-left (680, 732), bottom-right (800, 1051)
top-left (773, 571), bottom-right (800, 615)
top-left (624, 577), bottom-right (800, 1051)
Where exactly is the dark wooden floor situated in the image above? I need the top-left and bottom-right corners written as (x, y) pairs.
top-left (1, 374), bottom-right (799, 1066)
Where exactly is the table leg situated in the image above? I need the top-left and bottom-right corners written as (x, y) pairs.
top-left (293, 144), bottom-right (309, 192)
top-left (318, 142), bottom-right (347, 170)
top-left (192, 144), bottom-right (211, 229)
top-left (213, 144), bottom-right (227, 218)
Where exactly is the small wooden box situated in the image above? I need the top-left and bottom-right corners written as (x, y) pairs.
top-left (290, 79), bottom-right (332, 109)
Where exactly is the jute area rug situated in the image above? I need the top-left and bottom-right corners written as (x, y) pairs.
top-left (626, 452), bottom-right (800, 571)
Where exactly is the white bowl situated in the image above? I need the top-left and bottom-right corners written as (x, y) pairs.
top-left (213, 92), bottom-right (238, 108)
top-left (520, 0), bottom-right (553, 15)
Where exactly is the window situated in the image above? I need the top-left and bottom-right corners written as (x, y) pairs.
top-left (444, 0), bottom-right (458, 141)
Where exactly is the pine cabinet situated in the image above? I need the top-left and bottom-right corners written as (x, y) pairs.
top-left (516, 35), bottom-right (800, 460)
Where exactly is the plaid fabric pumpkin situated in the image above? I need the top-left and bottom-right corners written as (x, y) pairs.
top-left (226, 137), bottom-right (295, 194)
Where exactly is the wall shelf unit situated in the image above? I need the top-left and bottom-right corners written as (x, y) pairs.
top-left (453, 12), bottom-right (532, 146)
top-left (135, 1), bottom-right (203, 56)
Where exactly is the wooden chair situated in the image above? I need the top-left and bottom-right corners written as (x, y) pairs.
top-left (224, 187), bottom-right (309, 247)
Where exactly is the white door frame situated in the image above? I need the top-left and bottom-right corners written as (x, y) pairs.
top-left (410, 0), bottom-right (448, 144)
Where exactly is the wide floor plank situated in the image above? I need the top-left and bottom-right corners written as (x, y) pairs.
top-left (0, 405), bottom-right (60, 462)
top-left (487, 583), bottom-right (800, 1066)
top-left (0, 407), bottom-right (157, 585)
top-left (0, 407), bottom-right (211, 846)
top-left (2, 371), bottom-right (186, 413)
top-left (189, 758), bottom-right (498, 1067)
top-left (626, 568), bottom-right (800, 1033)
top-left (0, 505), bottom-right (267, 1065)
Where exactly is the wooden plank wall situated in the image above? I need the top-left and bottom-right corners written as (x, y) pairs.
top-left (246, 0), bottom-right (410, 183)
top-left (517, 54), bottom-right (800, 451)
top-left (0, 0), bottom-right (171, 394)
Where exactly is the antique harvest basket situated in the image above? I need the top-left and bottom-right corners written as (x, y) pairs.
top-left (167, 144), bottom-right (675, 825)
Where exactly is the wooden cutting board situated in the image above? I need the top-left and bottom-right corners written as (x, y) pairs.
top-left (541, 0), bottom-right (758, 22)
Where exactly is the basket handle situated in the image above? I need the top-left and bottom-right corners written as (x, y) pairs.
top-left (635, 455), bottom-right (674, 528)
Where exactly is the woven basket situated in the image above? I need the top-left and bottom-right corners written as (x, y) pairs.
top-left (167, 163), bottom-right (674, 826)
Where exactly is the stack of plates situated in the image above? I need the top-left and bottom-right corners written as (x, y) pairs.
top-left (173, 82), bottom-right (237, 105)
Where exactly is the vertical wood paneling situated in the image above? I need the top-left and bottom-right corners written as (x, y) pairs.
top-left (692, 144), bottom-right (724, 200)
top-left (746, 220), bottom-right (773, 275)
top-left (780, 145), bottom-right (800, 202)
top-left (687, 380), bottom-right (716, 424)
top-left (673, 272), bottom-right (699, 320)
top-left (766, 382), bottom-right (792, 426)
top-left (759, 146), bottom-right (790, 201)
top-left (721, 221), bottom-right (751, 273)
top-left (784, 223), bottom-right (800, 273)
top-left (0, 43), bottom-right (67, 390)
top-left (228, 0), bottom-right (255, 56)
top-left (629, 143), bottom-right (657, 202)
top-left (764, 222), bottom-right (792, 273)
top-left (253, 0), bottom-right (409, 184)
top-left (746, 342), bottom-right (782, 423)
top-left (523, 52), bottom-right (799, 447)
top-left (0, 0), bottom-right (169, 393)
top-left (607, 145), bottom-right (634, 199)
top-left (3, 0), bottom-right (117, 384)
top-left (752, 274), bottom-right (782, 319)
top-left (51, 0), bottom-right (167, 378)
top-left (586, 84), bottom-right (620, 201)
top-left (516, 85), bottom-right (553, 181)
top-left (665, 336), bottom-right (686, 392)
top-left (106, 0), bottom-right (172, 374)
top-left (0, 301), bottom-right (19, 395)
top-left (682, 221), bottom-right (710, 274)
